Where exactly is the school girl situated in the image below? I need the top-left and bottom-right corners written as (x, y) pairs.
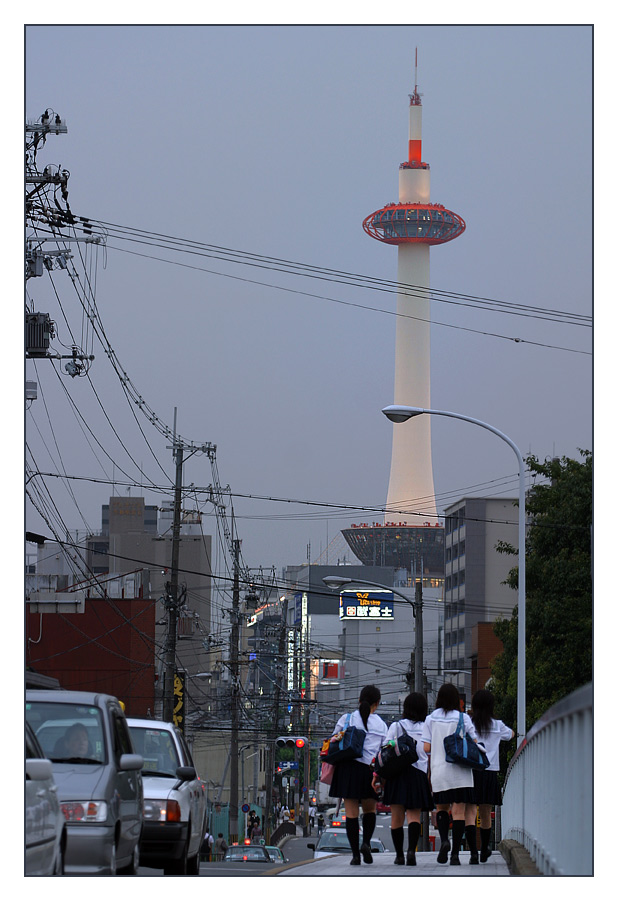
top-left (421, 683), bottom-right (480, 865)
top-left (380, 692), bottom-right (434, 866)
top-left (328, 684), bottom-right (388, 865)
top-left (470, 689), bottom-right (514, 862)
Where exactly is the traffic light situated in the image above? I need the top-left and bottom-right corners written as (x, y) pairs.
top-left (276, 736), bottom-right (307, 749)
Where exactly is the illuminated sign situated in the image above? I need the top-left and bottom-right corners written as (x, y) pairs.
top-left (339, 590), bottom-right (394, 621)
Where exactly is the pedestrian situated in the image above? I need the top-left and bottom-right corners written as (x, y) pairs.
top-left (470, 689), bottom-right (514, 862)
top-left (328, 684), bottom-right (388, 866)
top-left (213, 833), bottom-right (228, 861)
top-left (308, 804), bottom-right (316, 834)
top-left (380, 692), bottom-right (434, 866)
top-left (421, 682), bottom-right (480, 865)
top-left (200, 830), bottom-right (214, 861)
top-left (250, 816), bottom-right (262, 844)
top-left (281, 804), bottom-right (290, 824)
top-left (317, 812), bottom-right (325, 836)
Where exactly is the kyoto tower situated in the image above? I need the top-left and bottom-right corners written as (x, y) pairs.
top-left (342, 56), bottom-right (465, 575)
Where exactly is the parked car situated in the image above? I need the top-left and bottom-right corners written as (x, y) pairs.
top-left (126, 717), bottom-right (207, 875)
top-left (376, 800), bottom-right (391, 815)
top-left (265, 845), bottom-right (288, 864)
top-left (26, 690), bottom-right (143, 875)
top-left (307, 827), bottom-right (388, 859)
top-left (25, 721), bottom-right (66, 876)
top-left (324, 805), bottom-right (346, 825)
top-left (223, 844), bottom-right (272, 863)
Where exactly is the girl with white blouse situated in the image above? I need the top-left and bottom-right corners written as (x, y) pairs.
top-left (328, 684), bottom-right (388, 866)
top-left (379, 692), bottom-right (434, 866)
top-left (421, 683), bottom-right (480, 865)
top-left (470, 689), bottom-right (514, 862)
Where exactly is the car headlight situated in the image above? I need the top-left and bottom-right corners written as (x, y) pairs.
top-left (143, 799), bottom-right (181, 822)
top-left (61, 800), bottom-right (108, 823)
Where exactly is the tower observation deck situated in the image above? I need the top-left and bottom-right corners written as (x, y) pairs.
top-left (342, 56), bottom-right (465, 576)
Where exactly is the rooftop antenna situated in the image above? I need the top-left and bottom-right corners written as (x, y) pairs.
top-left (410, 47), bottom-right (422, 106)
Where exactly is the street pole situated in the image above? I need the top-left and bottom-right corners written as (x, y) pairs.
top-left (229, 536), bottom-right (241, 843)
top-left (382, 404), bottom-right (527, 746)
top-left (414, 577), bottom-right (423, 694)
top-left (163, 427), bottom-right (184, 723)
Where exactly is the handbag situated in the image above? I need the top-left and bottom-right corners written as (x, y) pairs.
top-left (443, 712), bottom-right (489, 770)
top-left (319, 761), bottom-right (334, 785)
top-left (321, 714), bottom-right (366, 763)
top-left (373, 722), bottom-right (418, 778)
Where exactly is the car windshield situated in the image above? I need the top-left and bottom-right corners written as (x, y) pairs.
top-left (127, 726), bottom-right (181, 777)
top-left (225, 847), bottom-right (269, 861)
top-left (316, 832), bottom-right (383, 852)
top-left (26, 701), bottom-right (106, 764)
top-left (316, 832), bottom-right (353, 851)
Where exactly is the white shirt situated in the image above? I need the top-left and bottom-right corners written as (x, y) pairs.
top-left (385, 718), bottom-right (429, 774)
top-left (421, 709), bottom-right (479, 793)
top-left (332, 710), bottom-right (388, 766)
top-left (474, 718), bottom-right (514, 770)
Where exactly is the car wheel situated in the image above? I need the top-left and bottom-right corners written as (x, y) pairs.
top-left (164, 839), bottom-right (188, 876)
top-left (53, 838), bottom-right (64, 876)
top-left (187, 849), bottom-right (200, 876)
top-left (119, 842), bottom-right (140, 876)
top-left (109, 840), bottom-right (117, 876)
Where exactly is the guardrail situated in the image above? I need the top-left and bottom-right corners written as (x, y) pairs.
top-left (501, 683), bottom-right (592, 875)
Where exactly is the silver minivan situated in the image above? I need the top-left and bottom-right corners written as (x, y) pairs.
top-left (26, 690), bottom-right (144, 875)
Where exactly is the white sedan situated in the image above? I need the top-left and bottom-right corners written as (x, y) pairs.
top-left (25, 722), bottom-right (65, 876)
top-left (127, 718), bottom-right (207, 875)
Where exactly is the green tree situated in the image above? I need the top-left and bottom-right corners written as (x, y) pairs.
top-left (491, 451), bottom-right (592, 737)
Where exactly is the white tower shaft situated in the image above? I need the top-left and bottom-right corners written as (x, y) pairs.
top-left (385, 102), bottom-right (439, 524)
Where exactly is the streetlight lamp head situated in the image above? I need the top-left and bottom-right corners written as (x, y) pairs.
top-left (323, 575), bottom-right (353, 591)
top-left (382, 405), bottom-right (424, 423)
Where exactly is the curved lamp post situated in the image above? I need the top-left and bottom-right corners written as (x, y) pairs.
top-left (323, 574), bottom-right (424, 695)
top-left (382, 404), bottom-right (526, 747)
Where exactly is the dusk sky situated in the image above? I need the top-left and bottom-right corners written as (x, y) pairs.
top-left (24, 23), bottom-right (593, 580)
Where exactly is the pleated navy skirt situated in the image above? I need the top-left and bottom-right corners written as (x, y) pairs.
top-left (382, 765), bottom-right (434, 811)
top-left (329, 760), bottom-right (378, 800)
top-left (472, 769), bottom-right (503, 806)
top-left (432, 787), bottom-right (476, 804)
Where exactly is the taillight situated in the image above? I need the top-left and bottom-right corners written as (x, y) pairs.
top-left (166, 800), bottom-right (181, 822)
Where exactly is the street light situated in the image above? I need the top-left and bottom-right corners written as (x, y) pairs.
top-left (322, 575), bottom-right (424, 694)
top-left (382, 404), bottom-right (526, 747)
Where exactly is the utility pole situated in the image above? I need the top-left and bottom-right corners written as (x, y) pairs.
top-left (414, 571), bottom-right (429, 853)
top-left (267, 594), bottom-right (289, 834)
top-left (229, 535), bottom-right (241, 842)
top-left (414, 576), bottom-right (424, 694)
top-left (163, 423), bottom-right (184, 723)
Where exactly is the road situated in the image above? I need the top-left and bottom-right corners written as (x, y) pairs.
top-left (138, 813), bottom-right (396, 876)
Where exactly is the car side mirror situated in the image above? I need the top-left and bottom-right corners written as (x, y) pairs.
top-left (119, 753), bottom-right (144, 771)
top-left (307, 843), bottom-right (315, 850)
top-left (26, 758), bottom-right (53, 781)
top-left (175, 765), bottom-right (196, 782)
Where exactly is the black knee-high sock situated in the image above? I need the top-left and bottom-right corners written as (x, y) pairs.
top-left (480, 827), bottom-right (492, 851)
top-left (391, 826), bottom-right (404, 856)
top-left (362, 811), bottom-right (376, 846)
top-left (451, 820), bottom-right (465, 856)
top-left (465, 824), bottom-right (478, 857)
top-left (436, 810), bottom-right (450, 845)
top-left (346, 817), bottom-right (360, 856)
top-left (408, 821), bottom-right (421, 852)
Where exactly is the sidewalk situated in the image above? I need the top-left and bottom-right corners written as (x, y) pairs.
top-left (275, 848), bottom-right (511, 876)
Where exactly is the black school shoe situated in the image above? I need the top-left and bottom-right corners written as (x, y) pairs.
top-left (406, 850), bottom-right (416, 866)
top-left (350, 855), bottom-right (361, 865)
top-left (360, 843), bottom-right (373, 864)
top-left (450, 853), bottom-right (461, 866)
top-left (437, 840), bottom-right (450, 864)
top-left (394, 854), bottom-right (405, 865)
top-left (480, 847), bottom-right (492, 862)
